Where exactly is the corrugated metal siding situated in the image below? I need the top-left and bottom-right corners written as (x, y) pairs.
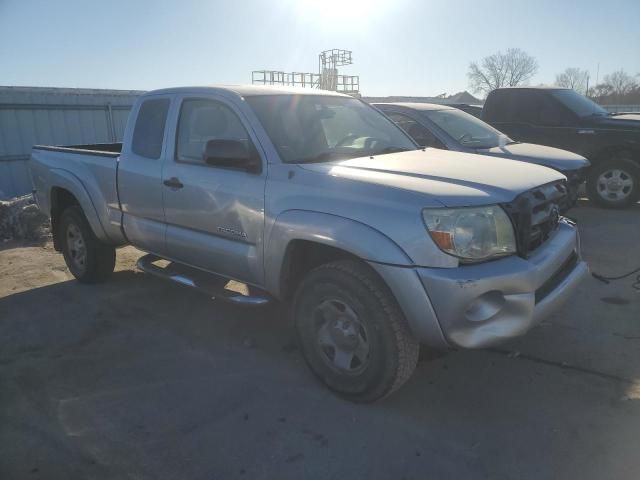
top-left (0, 86), bottom-right (144, 199)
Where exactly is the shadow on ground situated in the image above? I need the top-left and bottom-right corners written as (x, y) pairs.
top-left (1, 204), bottom-right (639, 480)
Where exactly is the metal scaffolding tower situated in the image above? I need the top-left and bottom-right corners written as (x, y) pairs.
top-left (252, 49), bottom-right (360, 95)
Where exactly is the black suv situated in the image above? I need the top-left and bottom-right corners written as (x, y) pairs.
top-left (482, 87), bottom-right (640, 208)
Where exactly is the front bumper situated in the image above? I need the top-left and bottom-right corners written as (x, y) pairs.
top-left (562, 167), bottom-right (588, 211)
top-left (372, 220), bottom-right (589, 349)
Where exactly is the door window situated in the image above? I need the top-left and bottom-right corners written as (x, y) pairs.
top-left (387, 112), bottom-right (446, 149)
top-left (510, 92), bottom-right (539, 124)
top-left (536, 95), bottom-right (573, 126)
top-left (498, 91), bottom-right (572, 127)
top-left (131, 98), bottom-right (170, 159)
top-left (483, 91), bottom-right (517, 122)
top-left (176, 99), bottom-right (250, 165)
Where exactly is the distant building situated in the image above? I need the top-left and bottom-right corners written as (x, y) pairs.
top-left (0, 86), bottom-right (143, 199)
top-left (363, 90), bottom-right (483, 105)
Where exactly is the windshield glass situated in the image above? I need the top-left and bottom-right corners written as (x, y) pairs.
top-left (423, 108), bottom-right (510, 149)
top-left (244, 95), bottom-right (417, 163)
top-left (551, 89), bottom-right (608, 117)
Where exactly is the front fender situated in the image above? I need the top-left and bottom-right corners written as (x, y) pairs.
top-left (264, 209), bottom-right (413, 297)
top-left (48, 168), bottom-right (110, 242)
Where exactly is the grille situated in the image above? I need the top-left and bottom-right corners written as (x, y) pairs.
top-left (535, 251), bottom-right (578, 303)
top-left (502, 180), bottom-right (568, 257)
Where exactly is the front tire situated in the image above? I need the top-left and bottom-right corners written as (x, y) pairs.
top-left (59, 206), bottom-right (116, 283)
top-left (293, 260), bottom-right (419, 402)
top-left (586, 156), bottom-right (639, 209)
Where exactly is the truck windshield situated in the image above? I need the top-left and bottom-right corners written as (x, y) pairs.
top-left (550, 89), bottom-right (608, 117)
top-left (423, 108), bottom-right (511, 149)
top-left (244, 95), bottom-right (417, 163)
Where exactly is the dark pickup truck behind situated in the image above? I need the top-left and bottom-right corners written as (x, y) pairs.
top-left (482, 87), bottom-right (640, 208)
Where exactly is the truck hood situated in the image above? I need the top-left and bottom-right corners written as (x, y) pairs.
top-left (589, 114), bottom-right (640, 130)
top-left (299, 149), bottom-right (566, 207)
top-left (476, 142), bottom-right (589, 171)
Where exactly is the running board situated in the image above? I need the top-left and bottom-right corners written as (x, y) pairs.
top-left (136, 254), bottom-right (270, 306)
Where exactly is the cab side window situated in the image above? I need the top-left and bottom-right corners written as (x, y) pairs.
top-left (536, 95), bottom-right (574, 127)
top-left (483, 91), bottom-right (516, 123)
top-left (176, 99), bottom-right (250, 165)
top-left (387, 112), bottom-right (446, 149)
top-left (511, 92), bottom-right (539, 124)
top-left (131, 98), bottom-right (170, 159)
top-left (509, 92), bottom-right (573, 127)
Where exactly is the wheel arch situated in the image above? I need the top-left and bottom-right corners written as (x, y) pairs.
top-left (48, 170), bottom-right (109, 250)
top-left (264, 210), bottom-right (413, 300)
top-left (592, 144), bottom-right (640, 166)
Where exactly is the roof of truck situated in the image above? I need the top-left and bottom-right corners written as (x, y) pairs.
top-left (373, 102), bottom-right (456, 111)
top-left (491, 86), bottom-right (569, 91)
top-left (142, 85), bottom-right (350, 98)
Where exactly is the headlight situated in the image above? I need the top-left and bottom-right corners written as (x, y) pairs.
top-left (422, 205), bottom-right (516, 262)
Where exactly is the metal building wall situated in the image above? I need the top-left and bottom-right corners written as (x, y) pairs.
top-left (0, 86), bottom-right (144, 199)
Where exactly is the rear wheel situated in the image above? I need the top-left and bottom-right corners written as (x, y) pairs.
top-left (293, 260), bottom-right (419, 402)
top-left (59, 206), bottom-right (115, 283)
top-left (587, 156), bottom-right (639, 209)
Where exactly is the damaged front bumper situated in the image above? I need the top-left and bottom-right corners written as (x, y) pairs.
top-left (417, 220), bottom-right (588, 348)
top-left (372, 219), bottom-right (589, 349)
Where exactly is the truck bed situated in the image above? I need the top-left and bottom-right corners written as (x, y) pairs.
top-left (32, 142), bottom-right (122, 158)
top-left (29, 142), bottom-right (126, 246)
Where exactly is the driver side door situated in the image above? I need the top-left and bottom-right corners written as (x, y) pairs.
top-left (162, 95), bottom-right (267, 286)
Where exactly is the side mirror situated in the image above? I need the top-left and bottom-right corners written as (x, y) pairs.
top-left (203, 139), bottom-right (261, 173)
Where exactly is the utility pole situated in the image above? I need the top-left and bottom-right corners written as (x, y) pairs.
top-left (585, 75), bottom-right (590, 97)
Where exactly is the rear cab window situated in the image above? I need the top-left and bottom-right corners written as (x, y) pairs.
top-left (131, 98), bottom-right (171, 159)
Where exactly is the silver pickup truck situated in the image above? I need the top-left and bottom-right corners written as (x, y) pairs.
top-left (29, 85), bottom-right (589, 402)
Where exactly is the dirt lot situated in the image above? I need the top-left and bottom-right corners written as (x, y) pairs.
top-left (1, 202), bottom-right (639, 480)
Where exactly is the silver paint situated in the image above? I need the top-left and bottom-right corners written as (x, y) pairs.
top-left (29, 85), bottom-right (588, 349)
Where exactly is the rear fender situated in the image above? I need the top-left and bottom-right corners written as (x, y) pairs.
top-left (48, 168), bottom-right (109, 242)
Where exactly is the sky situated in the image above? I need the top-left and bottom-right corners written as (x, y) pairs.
top-left (1, 0), bottom-right (639, 97)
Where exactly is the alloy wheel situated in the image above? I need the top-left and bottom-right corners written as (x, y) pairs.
top-left (597, 168), bottom-right (634, 202)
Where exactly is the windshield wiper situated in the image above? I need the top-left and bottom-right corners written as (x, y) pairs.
top-left (294, 152), bottom-right (340, 164)
top-left (294, 151), bottom-right (364, 164)
top-left (295, 146), bottom-right (414, 164)
top-left (372, 146), bottom-right (414, 155)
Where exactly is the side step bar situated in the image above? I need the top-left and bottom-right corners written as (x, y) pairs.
top-left (136, 254), bottom-right (270, 306)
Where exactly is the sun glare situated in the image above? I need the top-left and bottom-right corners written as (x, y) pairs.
top-left (289, 0), bottom-right (393, 24)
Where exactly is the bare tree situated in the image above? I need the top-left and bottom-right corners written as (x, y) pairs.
top-left (590, 83), bottom-right (614, 101)
top-left (603, 70), bottom-right (638, 96)
top-left (467, 48), bottom-right (538, 95)
top-left (555, 68), bottom-right (589, 94)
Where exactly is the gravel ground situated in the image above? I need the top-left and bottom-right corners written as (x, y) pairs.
top-left (1, 202), bottom-right (639, 480)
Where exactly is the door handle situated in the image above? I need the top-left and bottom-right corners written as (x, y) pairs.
top-left (163, 177), bottom-right (184, 189)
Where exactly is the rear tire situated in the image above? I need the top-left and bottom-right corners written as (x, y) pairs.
top-left (293, 260), bottom-right (419, 402)
top-left (58, 206), bottom-right (116, 283)
top-left (586, 156), bottom-right (639, 209)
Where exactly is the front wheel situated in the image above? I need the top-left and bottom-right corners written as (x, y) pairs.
top-left (59, 206), bottom-right (116, 283)
top-left (293, 260), bottom-right (420, 402)
top-left (586, 157), bottom-right (639, 209)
